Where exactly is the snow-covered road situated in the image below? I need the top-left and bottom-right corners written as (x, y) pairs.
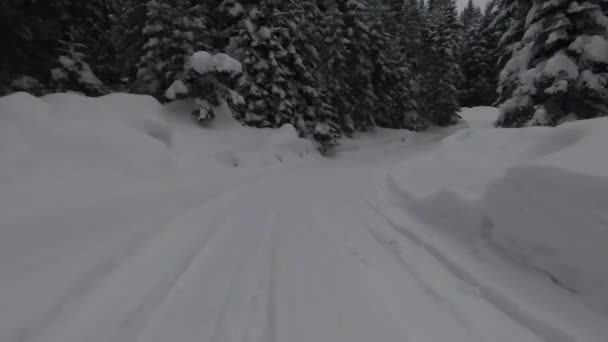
top-left (2, 94), bottom-right (607, 342)
top-left (14, 162), bottom-right (544, 342)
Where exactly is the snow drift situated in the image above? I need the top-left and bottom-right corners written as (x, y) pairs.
top-left (389, 108), bottom-right (608, 314)
top-left (0, 91), bottom-right (320, 226)
top-left (2, 93), bottom-right (608, 342)
top-left (0, 92), bottom-right (322, 342)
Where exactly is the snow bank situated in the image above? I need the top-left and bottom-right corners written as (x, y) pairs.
top-left (0, 92), bottom-right (326, 342)
top-left (0, 93), bottom-right (321, 220)
top-left (0, 93), bottom-right (178, 220)
top-left (211, 122), bottom-right (319, 168)
top-left (459, 106), bottom-right (499, 128)
top-left (388, 109), bottom-right (608, 316)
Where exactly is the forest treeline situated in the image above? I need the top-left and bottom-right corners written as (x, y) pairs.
top-left (2, 0), bottom-right (607, 147)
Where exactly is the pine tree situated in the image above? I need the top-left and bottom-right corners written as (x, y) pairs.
top-left (368, 0), bottom-right (426, 130)
top-left (135, 0), bottom-right (206, 99)
top-left (285, 0), bottom-right (342, 148)
top-left (601, 0), bottom-right (608, 14)
top-left (50, 28), bottom-right (107, 96)
top-left (77, 2), bottom-right (116, 84)
top-left (337, 0), bottom-right (377, 131)
top-left (111, 0), bottom-right (147, 86)
top-left (492, 0), bottom-right (531, 75)
top-left (216, 0), bottom-right (250, 50)
top-left (420, 0), bottom-right (463, 126)
top-left (320, 4), bottom-right (353, 134)
top-left (166, 51), bottom-right (244, 122)
top-left (232, 0), bottom-right (341, 148)
top-left (1, 1), bottom-right (114, 91)
top-left (460, 0), bottom-right (483, 30)
top-left (460, 10), bottom-right (500, 107)
top-left (233, 1), bottom-right (292, 127)
top-left (496, 0), bottom-right (608, 127)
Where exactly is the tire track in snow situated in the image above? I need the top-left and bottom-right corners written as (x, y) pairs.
top-left (364, 223), bottom-right (483, 341)
top-left (205, 207), bottom-right (281, 342)
top-left (368, 175), bottom-right (576, 342)
top-left (309, 170), bottom-right (544, 342)
top-left (131, 182), bottom-right (295, 342)
top-left (21, 173), bottom-right (282, 342)
top-left (17, 191), bottom-right (227, 342)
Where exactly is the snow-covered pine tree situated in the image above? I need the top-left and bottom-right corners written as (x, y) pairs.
top-left (78, 2), bottom-right (117, 84)
top-left (135, 0), bottom-right (175, 96)
top-left (166, 51), bottom-right (244, 122)
top-left (1, 1), bottom-right (114, 92)
top-left (420, 0), bottom-right (463, 126)
top-left (135, 0), bottom-right (206, 99)
top-left (496, 0), bottom-right (608, 127)
top-left (109, 0), bottom-right (147, 86)
top-left (13, 1), bottom-right (71, 85)
top-left (460, 10), bottom-right (500, 107)
top-left (232, 1), bottom-right (294, 127)
top-left (50, 28), bottom-right (107, 96)
top-left (400, 0), bottom-right (426, 63)
top-left (232, 0), bottom-right (341, 148)
top-left (367, 0), bottom-right (426, 130)
top-left (216, 0), bottom-right (249, 50)
top-left (460, 0), bottom-right (483, 29)
top-left (491, 0), bottom-right (532, 79)
top-left (320, 4), bottom-right (353, 134)
top-left (336, 0), bottom-right (377, 131)
top-left (283, 0), bottom-right (342, 148)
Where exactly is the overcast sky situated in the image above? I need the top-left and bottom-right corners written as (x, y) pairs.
top-left (456, 0), bottom-right (491, 11)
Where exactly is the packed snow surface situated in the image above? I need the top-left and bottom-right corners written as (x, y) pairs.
top-left (1, 93), bottom-right (607, 342)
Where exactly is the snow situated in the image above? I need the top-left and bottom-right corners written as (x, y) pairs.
top-left (53, 54), bottom-right (104, 91)
top-left (165, 80), bottom-right (189, 100)
top-left (569, 35), bottom-right (608, 63)
top-left (1, 95), bottom-right (608, 342)
top-left (388, 108), bottom-right (608, 340)
top-left (187, 51), bottom-right (242, 75)
top-left (459, 106), bottom-right (499, 128)
top-left (212, 53), bottom-right (243, 74)
top-left (456, 0), bottom-right (491, 11)
top-left (10, 75), bottom-right (40, 91)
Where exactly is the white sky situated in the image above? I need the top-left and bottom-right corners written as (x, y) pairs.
top-left (457, 0), bottom-right (491, 11)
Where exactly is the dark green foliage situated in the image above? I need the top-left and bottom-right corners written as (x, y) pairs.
top-left (460, 11), bottom-right (501, 107)
top-left (50, 29), bottom-right (107, 96)
top-left (228, 1), bottom-right (342, 148)
top-left (420, 0), bottom-right (463, 126)
top-left (134, 0), bottom-right (207, 99)
top-left (167, 53), bottom-right (243, 123)
top-left (496, 0), bottom-right (608, 127)
top-left (460, 0), bottom-right (483, 29)
top-left (0, 1), bottom-right (114, 92)
top-left (368, 0), bottom-right (427, 130)
top-left (2, 0), bottom-right (483, 148)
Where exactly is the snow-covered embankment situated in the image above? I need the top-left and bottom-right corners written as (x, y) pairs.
top-left (382, 107), bottom-right (608, 340)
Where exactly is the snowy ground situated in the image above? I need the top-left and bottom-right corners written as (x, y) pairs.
top-left (1, 93), bottom-right (607, 342)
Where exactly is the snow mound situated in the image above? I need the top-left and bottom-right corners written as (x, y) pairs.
top-left (0, 92), bottom-right (329, 342)
top-left (213, 124), bottom-right (318, 168)
top-left (460, 106), bottom-right (500, 128)
top-left (0, 93), bottom-right (324, 222)
top-left (0, 93), bottom-right (178, 219)
top-left (187, 51), bottom-right (242, 74)
top-left (389, 112), bottom-right (608, 316)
